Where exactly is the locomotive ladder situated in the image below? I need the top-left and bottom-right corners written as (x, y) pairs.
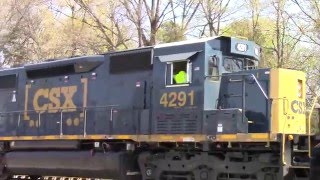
top-left (227, 73), bottom-right (269, 127)
top-left (289, 96), bottom-right (319, 179)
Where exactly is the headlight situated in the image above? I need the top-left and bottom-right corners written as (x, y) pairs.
top-left (236, 43), bottom-right (248, 52)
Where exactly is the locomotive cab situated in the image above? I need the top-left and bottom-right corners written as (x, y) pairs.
top-left (217, 65), bottom-right (307, 136)
top-left (151, 36), bottom-right (261, 135)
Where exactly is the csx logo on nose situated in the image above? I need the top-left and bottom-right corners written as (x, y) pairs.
top-left (33, 86), bottom-right (77, 113)
top-left (291, 100), bottom-right (305, 114)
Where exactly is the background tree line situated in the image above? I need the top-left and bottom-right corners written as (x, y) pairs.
top-left (0, 0), bottom-right (320, 95)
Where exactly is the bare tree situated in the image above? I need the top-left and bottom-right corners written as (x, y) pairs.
top-left (169, 0), bottom-right (200, 33)
top-left (198, 0), bottom-right (231, 36)
top-left (246, 0), bottom-right (263, 41)
top-left (0, 0), bottom-right (46, 65)
top-left (270, 0), bottom-right (301, 68)
top-left (49, 0), bottom-right (131, 51)
top-left (74, 0), bottom-right (131, 50)
top-left (120, 0), bottom-right (171, 46)
top-left (291, 0), bottom-right (320, 46)
top-left (289, 0), bottom-right (320, 96)
top-left (155, 0), bottom-right (200, 43)
top-left (120, 0), bottom-right (145, 46)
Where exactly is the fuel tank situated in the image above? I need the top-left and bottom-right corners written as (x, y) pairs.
top-left (4, 151), bottom-right (140, 179)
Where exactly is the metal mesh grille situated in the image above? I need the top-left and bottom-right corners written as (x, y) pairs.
top-left (156, 112), bottom-right (199, 134)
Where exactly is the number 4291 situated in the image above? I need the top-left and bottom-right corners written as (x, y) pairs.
top-left (160, 91), bottom-right (194, 107)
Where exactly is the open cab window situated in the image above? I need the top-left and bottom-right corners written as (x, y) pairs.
top-left (208, 55), bottom-right (219, 81)
top-left (166, 60), bottom-right (191, 86)
top-left (157, 51), bottom-right (199, 87)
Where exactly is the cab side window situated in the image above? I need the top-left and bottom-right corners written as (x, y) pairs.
top-left (166, 60), bottom-right (191, 85)
top-left (208, 56), bottom-right (219, 81)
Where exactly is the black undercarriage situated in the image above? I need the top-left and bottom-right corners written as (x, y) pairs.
top-left (0, 141), bottom-right (303, 180)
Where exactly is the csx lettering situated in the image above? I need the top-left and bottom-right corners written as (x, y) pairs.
top-left (290, 100), bottom-right (305, 114)
top-left (33, 86), bottom-right (77, 113)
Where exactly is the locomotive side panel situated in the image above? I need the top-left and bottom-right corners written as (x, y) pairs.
top-left (0, 73), bottom-right (20, 137)
top-left (17, 56), bottom-right (109, 137)
top-left (152, 42), bottom-right (205, 135)
top-left (22, 76), bottom-right (87, 136)
top-left (106, 48), bottom-right (153, 135)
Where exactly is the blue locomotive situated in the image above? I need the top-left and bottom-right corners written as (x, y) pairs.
top-left (0, 36), bottom-right (314, 180)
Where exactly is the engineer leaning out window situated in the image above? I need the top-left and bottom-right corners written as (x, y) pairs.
top-left (168, 60), bottom-right (190, 85)
top-left (174, 70), bottom-right (187, 84)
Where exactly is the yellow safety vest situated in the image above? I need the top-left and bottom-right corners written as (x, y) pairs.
top-left (174, 71), bottom-right (187, 84)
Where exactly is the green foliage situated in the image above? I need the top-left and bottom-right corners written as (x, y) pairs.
top-left (157, 21), bottom-right (186, 43)
top-left (222, 18), bottom-right (276, 68)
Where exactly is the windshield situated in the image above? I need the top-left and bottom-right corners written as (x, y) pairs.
top-left (223, 57), bottom-right (256, 72)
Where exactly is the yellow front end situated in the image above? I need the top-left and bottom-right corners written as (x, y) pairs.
top-left (270, 68), bottom-right (306, 134)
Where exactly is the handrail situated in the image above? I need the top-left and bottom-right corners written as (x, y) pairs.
top-left (0, 105), bottom-right (120, 115)
top-left (83, 109), bottom-right (87, 137)
top-left (249, 74), bottom-right (269, 100)
top-left (308, 95), bottom-right (318, 157)
top-left (0, 105), bottom-right (119, 137)
top-left (60, 110), bottom-right (63, 136)
top-left (211, 73), bottom-right (269, 100)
